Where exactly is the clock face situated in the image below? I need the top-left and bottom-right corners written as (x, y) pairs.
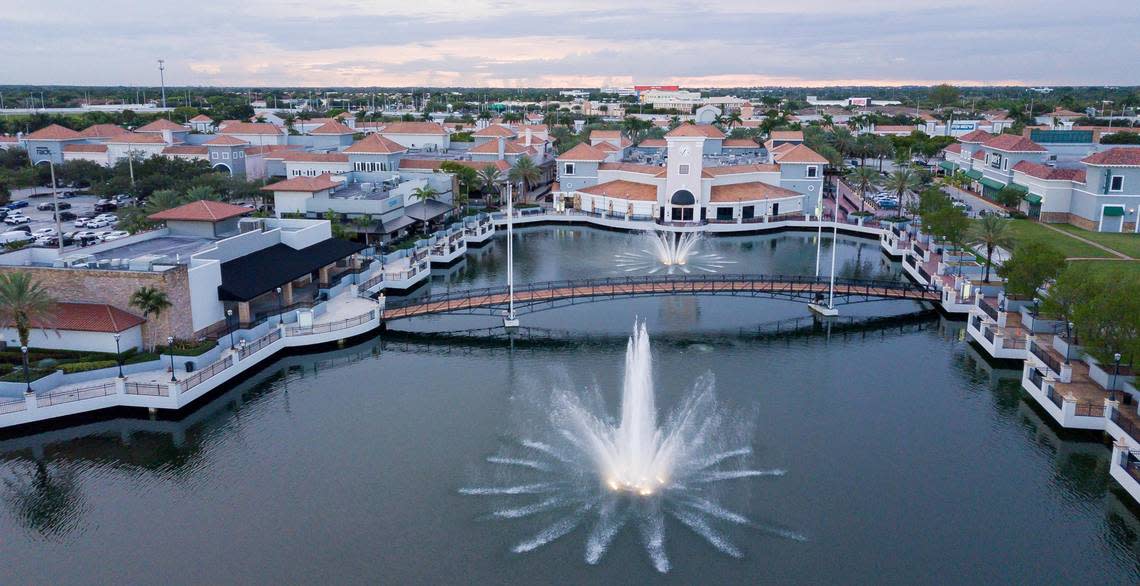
top-left (678, 146), bottom-right (690, 156)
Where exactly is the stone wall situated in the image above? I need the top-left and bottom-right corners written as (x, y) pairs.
top-left (0, 265), bottom-right (195, 347)
top-left (1040, 212), bottom-right (1097, 231)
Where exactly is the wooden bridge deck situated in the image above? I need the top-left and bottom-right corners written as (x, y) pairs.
top-left (382, 276), bottom-right (940, 320)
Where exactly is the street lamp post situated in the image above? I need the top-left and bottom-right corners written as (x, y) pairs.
top-left (227, 309), bottom-right (236, 349)
top-left (1065, 321), bottom-right (1074, 364)
top-left (276, 287), bottom-right (283, 323)
top-left (113, 333), bottom-right (124, 378)
top-left (168, 336), bottom-right (177, 382)
top-left (48, 159), bottom-right (64, 252)
top-left (1111, 352), bottom-right (1122, 402)
top-left (21, 346), bottom-right (31, 395)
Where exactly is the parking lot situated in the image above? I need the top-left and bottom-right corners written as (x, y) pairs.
top-left (2, 188), bottom-right (129, 247)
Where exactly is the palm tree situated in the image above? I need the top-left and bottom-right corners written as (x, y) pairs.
top-left (143, 189), bottom-right (183, 215)
top-left (184, 185), bottom-right (221, 202)
top-left (883, 167), bottom-right (922, 215)
top-left (478, 165), bottom-right (502, 206)
top-left (0, 272), bottom-right (55, 349)
top-left (726, 112), bottom-right (743, 129)
top-left (968, 215), bottom-right (1015, 282)
top-left (508, 156), bottom-right (540, 202)
top-left (411, 185), bottom-right (441, 235)
top-left (845, 166), bottom-right (880, 213)
top-left (129, 286), bottom-right (171, 351)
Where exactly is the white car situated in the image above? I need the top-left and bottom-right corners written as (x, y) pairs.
top-left (0, 231), bottom-right (33, 244)
top-left (32, 227), bottom-right (57, 237)
top-left (93, 230), bottom-right (113, 240)
top-left (94, 213), bottom-right (117, 221)
top-left (73, 230), bottom-right (98, 241)
top-left (74, 217), bottom-right (92, 227)
top-left (85, 218), bottom-right (111, 228)
top-left (4, 215), bottom-right (30, 225)
top-left (100, 230), bottom-right (129, 241)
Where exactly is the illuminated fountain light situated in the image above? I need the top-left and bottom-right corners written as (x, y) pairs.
top-left (613, 231), bottom-right (736, 275)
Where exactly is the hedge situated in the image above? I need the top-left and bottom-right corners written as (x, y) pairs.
top-left (153, 340), bottom-right (217, 356)
top-left (0, 367), bottom-right (55, 383)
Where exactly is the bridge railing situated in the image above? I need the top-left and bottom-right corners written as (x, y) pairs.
top-left (383, 273), bottom-right (935, 312)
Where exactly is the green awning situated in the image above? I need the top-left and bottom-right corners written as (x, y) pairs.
top-left (979, 177), bottom-right (1005, 191)
top-left (964, 169), bottom-right (983, 180)
top-left (1103, 206), bottom-right (1125, 217)
top-left (1023, 193), bottom-right (1042, 205)
top-left (1007, 183), bottom-right (1028, 193)
top-left (939, 161), bottom-right (958, 172)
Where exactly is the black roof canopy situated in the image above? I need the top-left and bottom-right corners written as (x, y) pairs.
top-left (217, 238), bottom-right (367, 302)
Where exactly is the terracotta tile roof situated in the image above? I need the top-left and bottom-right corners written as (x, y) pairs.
top-left (162, 145), bottom-right (209, 156)
top-left (665, 124), bottom-right (725, 139)
top-left (308, 121), bottom-right (356, 135)
top-left (32, 303), bottom-right (145, 333)
top-left (344, 134), bottom-right (408, 154)
top-left (958, 129), bottom-right (993, 143)
top-left (983, 134), bottom-right (1046, 153)
top-left (107, 133), bottom-right (168, 144)
top-left (148, 200), bottom-right (252, 222)
top-left (590, 130), bottom-right (622, 140)
top-left (872, 125), bottom-right (917, 133)
top-left (638, 138), bottom-right (667, 148)
top-left (578, 179), bottom-right (659, 201)
top-left (1012, 161), bottom-right (1087, 181)
top-left (520, 124), bottom-right (548, 133)
top-left (24, 124), bottom-right (84, 140)
top-left (1081, 148), bottom-right (1140, 167)
top-left (469, 140), bottom-right (527, 155)
top-left (710, 182), bottom-right (801, 202)
top-left (767, 130), bottom-right (803, 141)
top-left (280, 151), bottom-right (349, 163)
top-left (943, 143), bottom-right (962, 154)
top-left (261, 174), bottom-right (341, 193)
top-left (135, 119), bottom-right (187, 133)
top-left (557, 143), bottom-right (608, 161)
top-left (703, 163), bottom-right (780, 176)
top-left (245, 145), bottom-right (302, 157)
top-left (399, 158), bottom-right (510, 173)
top-left (379, 122), bottom-right (448, 135)
top-left (771, 144), bottom-right (828, 164)
top-left (219, 122), bottom-right (283, 135)
top-left (1047, 108), bottom-right (1083, 118)
top-left (722, 138), bottom-right (759, 148)
top-left (205, 135), bottom-right (250, 146)
top-left (78, 124), bottom-right (129, 139)
top-left (973, 149), bottom-right (987, 160)
top-left (190, 114), bottom-right (214, 123)
top-left (0, 135), bottom-right (16, 143)
top-left (63, 144), bottom-right (108, 153)
top-left (599, 162), bottom-right (667, 176)
top-left (594, 141), bottom-right (618, 152)
top-left (472, 124), bottom-right (517, 138)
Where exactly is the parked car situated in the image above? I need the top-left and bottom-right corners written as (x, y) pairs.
top-left (73, 230), bottom-right (99, 242)
top-left (36, 201), bottom-right (72, 211)
top-left (94, 213), bottom-right (118, 221)
top-left (85, 218), bottom-right (112, 228)
top-left (31, 227), bottom-right (57, 237)
top-left (93, 200), bottom-right (118, 213)
top-left (74, 216), bottom-right (92, 227)
top-left (112, 194), bottom-right (136, 206)
top-left (4, 215), bottom-right (30, 225)
top-left (0, 231), bottom-right (34, 244)
top-left (5, 200), bottom-right (29, 210)
top-left (55, 211), bottom-right (78, 222)
top-left (101, 230), bottom-right (129, 241)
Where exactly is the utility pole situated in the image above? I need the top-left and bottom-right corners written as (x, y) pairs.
top-left (158, 59), bottom-right (167, 109)
top-left (504, 183), bottom-right (518, 329)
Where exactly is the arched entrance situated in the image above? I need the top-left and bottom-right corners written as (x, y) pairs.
top-left (212, 163), bottom-right (233, 176)
top-left (669, 190), bottom-right (696, 222)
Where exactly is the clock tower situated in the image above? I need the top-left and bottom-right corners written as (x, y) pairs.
top-left (663, 129), bottom-right (707, 223)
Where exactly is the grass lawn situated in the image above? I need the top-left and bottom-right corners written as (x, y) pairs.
top-left (1052, 224), bottom-right (1140, 258)
top-left (1004, 219), bottom-right (1113, 259)
top-left (1069, 259), bottom-right (1140, 279)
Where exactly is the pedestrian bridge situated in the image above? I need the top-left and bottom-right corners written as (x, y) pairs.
top-left (380, 274), bottom-right (940, 320)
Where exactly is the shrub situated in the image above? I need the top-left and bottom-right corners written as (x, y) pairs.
top-left (153, 340), bottom-right (216, 356)
top-left (0, 367), bottom-right (55, 383)
top-left (59, 360), bottom-right (119, 374)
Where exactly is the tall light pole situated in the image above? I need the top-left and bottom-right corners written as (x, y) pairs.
top-left (168, 336), bottom-right (177, 382)
top-left (158, 59), bottom-right (167, 109)
top-left (504, 183), bottom-right (518, 329)
top-left (113, 333), bottom-right (124, 378)
top-left (48, 159), bottom-right (64, 252)
top-left (21, 346), bottom-right (31, 395)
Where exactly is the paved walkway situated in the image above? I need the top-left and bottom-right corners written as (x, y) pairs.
top-left (1037, 222), bottom-right (1132, 260)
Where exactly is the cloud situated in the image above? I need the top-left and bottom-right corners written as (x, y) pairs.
top-left (0, 0), bottom-right (1137, 86)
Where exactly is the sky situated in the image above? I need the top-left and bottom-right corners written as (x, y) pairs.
top-left (1, 0), bottom-right (1138, 88)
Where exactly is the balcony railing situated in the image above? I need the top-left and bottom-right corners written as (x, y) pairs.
top-left (1028, 367), bottom-right (1044, 390)
top-left (1030, 341), bottom-right (1063, 376)
top-left (0, 396), bottom-right (27, 415)
top-left (36, 382), bottom-right (116, 408)
top-left (1074, 401), bottom-right (1105, 418)
top-left (979, 300), bottom-right (1000, 321)
top-left (917, 266), bottom-right (931, 282)
top-left (983, 326), bottom-right (996, 344)
top-left (1046, 385), bottom-right (1064, 409)
top-left (238, 329), bottom-right (282, 360)
top-left (905, 254), bottom-right (917, 268)
top-left (912, 242), bottom-right (924, 257)
top-left (1111, 409), bottom-right (1140, 445)
top-left (971, 315), bottom-right (982, 331)
top-left (1002, 336), bottom-right (1027, 350)
top-left (285, 311), bottom-right (375, 337)
top-left (125, 382), bottom-right (167, 397)
top-left (182, 355), bottom-right (234, 392)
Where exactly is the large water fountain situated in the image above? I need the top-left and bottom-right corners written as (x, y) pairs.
top-left (613, 231), bottom-right (734, 275)
top-left (462, 321), bottom-right (803, 572)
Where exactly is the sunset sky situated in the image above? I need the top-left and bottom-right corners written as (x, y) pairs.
top-left (2, 0), bottom-right (1138, 87)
